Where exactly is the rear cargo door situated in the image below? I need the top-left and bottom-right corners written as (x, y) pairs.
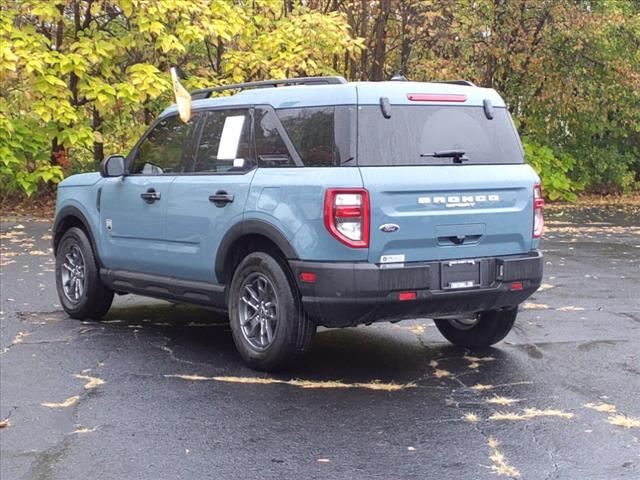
top-left (357, 100), bottom-right (537, 264)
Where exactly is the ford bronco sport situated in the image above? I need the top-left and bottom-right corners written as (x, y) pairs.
top-left (53, 76), bottom-right (544, 371)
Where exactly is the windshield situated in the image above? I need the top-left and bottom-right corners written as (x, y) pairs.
top-left (357, 105), bottom-right (524, 166)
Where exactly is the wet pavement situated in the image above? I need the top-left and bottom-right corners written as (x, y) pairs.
top-left (1, 204), bottom-right (639, 479)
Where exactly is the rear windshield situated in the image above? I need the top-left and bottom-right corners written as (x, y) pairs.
top-left (357, 105), bottom-right (524, 166)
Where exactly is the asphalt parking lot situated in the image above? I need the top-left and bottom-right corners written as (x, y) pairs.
top-left (1, 203), bottom-right (639, 480)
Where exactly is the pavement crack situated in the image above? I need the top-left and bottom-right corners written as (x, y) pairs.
top-left (528, 423), bottom-right (559, 480)
top-left (149, 334), bottom-right (211, 367)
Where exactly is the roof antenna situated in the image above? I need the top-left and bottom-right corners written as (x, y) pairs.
top-left (391, 74), bottom-right (408, 81)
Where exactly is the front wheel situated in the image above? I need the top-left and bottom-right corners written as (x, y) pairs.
top-left (228, 251), bottom-right (315, 371)
top-left (55, 227), bottom-right (114, 319)
top-left (434, 308), bottom-right (517, 348)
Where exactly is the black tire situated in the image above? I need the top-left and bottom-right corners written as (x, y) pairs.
top-left (434, 308), bottom-right (517, 348)
top-left (55, 227), bottom-right (114, 319)
top-left (228, 251), bottom-right (315, 371)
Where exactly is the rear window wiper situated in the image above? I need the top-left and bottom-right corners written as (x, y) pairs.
top-left (420, 149), bottom-right (468, 163)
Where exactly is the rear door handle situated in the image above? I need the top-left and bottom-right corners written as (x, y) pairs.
top-left (209, 190), bottom-right (234, 207)
top-left (141, 188), bottom-right (161, 203)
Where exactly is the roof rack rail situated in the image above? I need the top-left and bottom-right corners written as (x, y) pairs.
top-left (190, 76), bottom-right (347, 100)
top-left (435, 80), bottom-right (476, 87)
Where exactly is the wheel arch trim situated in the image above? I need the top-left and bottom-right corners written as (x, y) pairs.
top-left (214, 219), bottom-right (299, 283)
top-left (53, 205), bottom-right (102, 267)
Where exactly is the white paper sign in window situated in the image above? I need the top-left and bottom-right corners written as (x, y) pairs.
top-left (217, 115), bottom-right (245, 160)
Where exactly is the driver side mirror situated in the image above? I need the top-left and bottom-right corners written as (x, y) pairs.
top-left (100, 155), bottom-right (126, 177)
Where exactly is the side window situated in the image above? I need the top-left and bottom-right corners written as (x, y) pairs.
top-left (132, 115), bottom-right (194, 174)
top-left (277, 107), bottom-right (336, 167)
top-left (254, 107), bottom-right (295, 167)
top-left (194, 109), bottom-right (253, 173)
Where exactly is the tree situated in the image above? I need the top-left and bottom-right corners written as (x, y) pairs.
top-left (315, 0), bottom-right (640, 199)
top-left (2, 0), bottom-right (638, 201)
top-left (0, 0), bottom-right (362, 198)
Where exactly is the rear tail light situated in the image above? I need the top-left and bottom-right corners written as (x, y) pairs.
top-left (324, 188), bottom-right (370, 248)
top-left (533, 183), bottom-right (545, 238)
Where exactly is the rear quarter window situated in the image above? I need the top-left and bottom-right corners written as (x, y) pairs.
top-left (276, 106), bottom-right (355, 167)
top-left (277, 107), bottom-right (336, 167)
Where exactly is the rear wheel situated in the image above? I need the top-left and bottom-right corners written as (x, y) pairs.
top-left (55, 227), bottom-right (114, 319)
top-left (228, 251), bottom-right (315, 371)
top-left (434, 308), bottom-right (517, 348)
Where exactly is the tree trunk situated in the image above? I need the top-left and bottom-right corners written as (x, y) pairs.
top-left (370, 0), bottom-right (391, 81)
top-left (400, 5), bottom-right (411, 75)
top-left (359, 0), bottom-right (369, 79)
top-left (92, 108), bottom-right (104, 164)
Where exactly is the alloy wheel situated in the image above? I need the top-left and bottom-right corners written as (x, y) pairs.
top-left (238, 272), bottom-right (279, 350)
top-left (60, 243), bottom-right (86, 303)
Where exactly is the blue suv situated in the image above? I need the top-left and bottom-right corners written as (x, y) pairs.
top-left (53, 76), bottom-right (544, 371)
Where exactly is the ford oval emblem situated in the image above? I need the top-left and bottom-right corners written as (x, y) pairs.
top-left (379, 223), bottom-right (399, 233)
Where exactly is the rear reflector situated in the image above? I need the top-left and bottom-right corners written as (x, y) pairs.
top-left (399, 291), bottom-right (417, 301)
top-left (407, 93), bottom-right (467, 102)
top-left (510, 281), bottom-right (524, 291)
top-left (299, 272), bottom-right (317, 283)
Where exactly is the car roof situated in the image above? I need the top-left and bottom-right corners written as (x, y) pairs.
top-left (159, 81), bottom-right (505, 118)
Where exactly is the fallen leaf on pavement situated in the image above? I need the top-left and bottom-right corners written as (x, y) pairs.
top-left (471, 384), bottom-right (494, 392)
top-left (608, 414), bottom-right (640, 429)
top-left (487, 438), bottom-right (520, 478)
top-left (489, 408), bottom-right (574, 421)
top-left (73, 426), bottom-right (96, 434)
top-left (463, 413), bottom-right (480, 423)
top-left (486, 396), bottom-right (520, 406)
top-left (41, 395), bottom-right (80, 409)
top-left (164, 374), bottom-right (414, 391)
top-left (74, 374), bottom-right (105, 389)
top-left (556, 306), bottom-right (585, 312)
top-left (584, 402), bottom-right (616, 413)
top-left (522, 302), bottom-right (549, 310)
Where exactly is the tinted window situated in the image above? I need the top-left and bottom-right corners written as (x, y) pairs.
top-left (254, 108), bottom-right (295, 167)
top-left (132, 115), bottom-right (194, 174)
top-left (277, 107), bottom-right (335, 167)
top-left (194, 109), bottom-right (253, 173)
top-left (357, 106), bottom-right (524, 166)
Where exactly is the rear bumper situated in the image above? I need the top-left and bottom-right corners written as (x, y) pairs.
top-left (290, 251), bottom-right (543, 327)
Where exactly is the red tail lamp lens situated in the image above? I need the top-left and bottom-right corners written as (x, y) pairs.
top-left (323, 188), bottom-right (370, 248)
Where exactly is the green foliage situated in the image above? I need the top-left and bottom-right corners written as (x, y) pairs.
top-left (522, 140), bottom-right (580, 202)
top-left (0, 114), bottom-right (64, 199)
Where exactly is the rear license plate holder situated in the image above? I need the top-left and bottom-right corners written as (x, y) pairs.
top-left (441, 260), bottom-right (481, 290)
